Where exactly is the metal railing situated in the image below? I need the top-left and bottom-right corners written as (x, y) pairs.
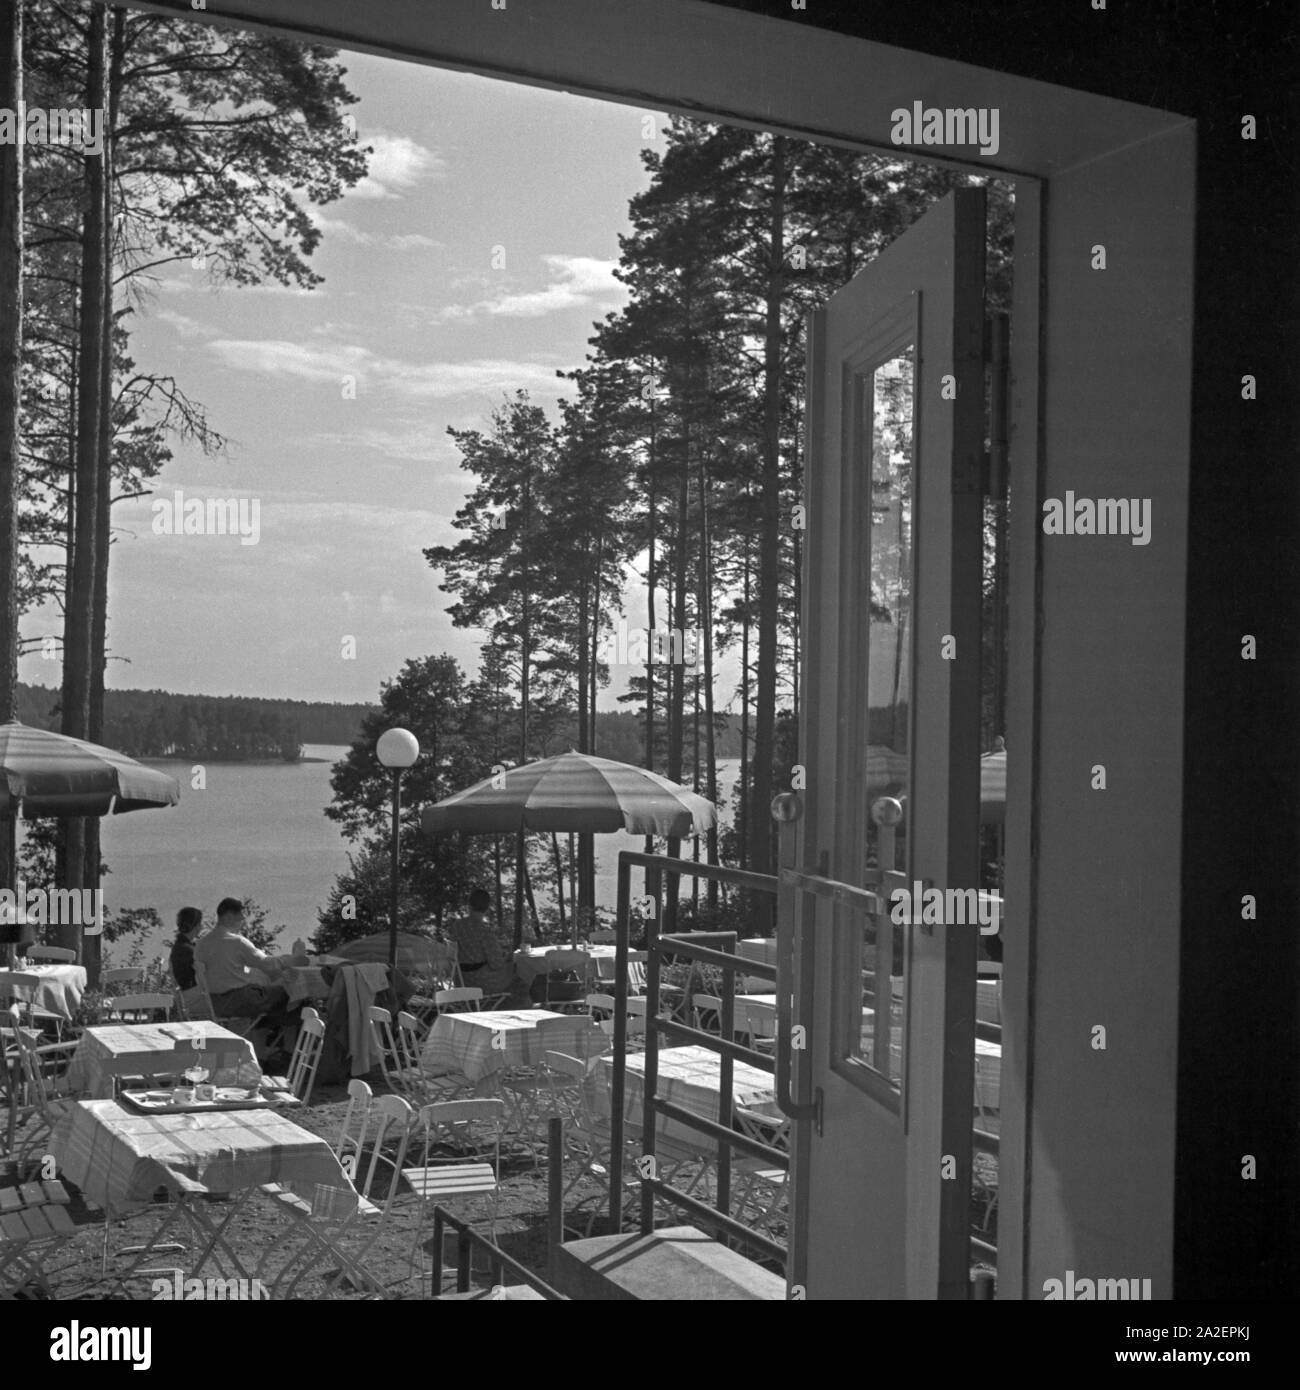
top-left (610, 852), bottom-right (788, 1268)
top-left (430, 1203), bottom-right (566, 1300)
top-left (604, 844), bottom-right (1001, 1284)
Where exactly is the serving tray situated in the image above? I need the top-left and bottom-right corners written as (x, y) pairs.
top-left (119, 1086), bottom-right (298, 1114)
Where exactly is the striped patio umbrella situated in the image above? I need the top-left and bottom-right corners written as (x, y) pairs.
top-left (979, 750), bottom-right (1007, 824)
top-left (0, 721), bottom-right (182, 818)
top-left (420, 751), bottom-right (716, 838)
top-left (0, 720), bottom-right (181, 924)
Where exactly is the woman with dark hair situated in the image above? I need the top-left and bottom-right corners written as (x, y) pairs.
top-left (169, 906), bottom-right (203, 990)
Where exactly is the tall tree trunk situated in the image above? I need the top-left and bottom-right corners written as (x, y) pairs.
top-left (790, 398), bottom-right (802, 732)
top-left (513, 456), bottom-right (532, 946)
top-left (522, 852), bottom-right (540, 937)
top-left (642, 381), bottom-right (657, 871)
top-left (747, 135), bottom-right (787, 931)
top-left (664, 410), bottom-right (690, 932)
top-left (697, 453), bottom-right (719, 907)
top-left (0, 0), bottom-right (23, 914)
top-left (738, 510), bottom-right (751, 870)
top-left (576, 543), bottom-right (589, 754)
top-left (578, 529), bottom-right (600, 923)
top-left (58, 3), bottom-right (108, 955)
top-left (82, 7), bottom-right (122, 982)
top-left (0, 0), bottom-right (21, 728)
top-left (551, 830), bottom-right (566, 933)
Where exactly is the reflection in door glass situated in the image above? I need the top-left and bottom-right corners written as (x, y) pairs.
top-left (855, 346), bottom-right (914, 1087)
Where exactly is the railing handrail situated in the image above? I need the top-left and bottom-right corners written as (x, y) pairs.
top-left (431, 1204), bottom-right (567, 1300)
top-left (615, 850), bottom-right (778, 894)
top-left (654, 936), bottom-right (778, 976)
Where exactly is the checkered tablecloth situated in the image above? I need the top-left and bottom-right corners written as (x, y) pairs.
top-left (66, 1021), bottom-right (261, 1099)
top-left (596, 1044), bottom-right (780, 1147)
top-left (511, 945), bottom-right (617, 986)
top-left (0, 964), bottom-right (87, 1022)
top-left (51, 1099), bottom-right (354, 1216)
top-left (736, 939), bottom-right (777, 966)
top-left (420, 1008), bottom-right (595, 1083)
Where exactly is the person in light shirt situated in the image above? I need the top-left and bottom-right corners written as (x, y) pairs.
top-left (194, 897), bottom-right (290, 1026)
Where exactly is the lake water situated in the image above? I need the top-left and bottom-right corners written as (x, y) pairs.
top-left (94, 743), bottom-right (355, 960)
top-left (39, 746), bottom-right (740, 961)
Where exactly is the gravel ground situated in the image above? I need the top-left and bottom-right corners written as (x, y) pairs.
top-left (13, 1069), bottom-right (996, 1301)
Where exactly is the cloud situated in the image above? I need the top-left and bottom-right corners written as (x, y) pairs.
top-left (312, 211), bottom-right (443, 252)
top-left (348, 133), bottom-right (446, 200)
top-left (152, 307), bottom-right (211, 338)
top-left (308, 423), bottom-right (459, 464)
top-left (152, 271), bottom-right (321, 299)
top-left (204, 337), bottom-right (566, 401)
top-left (436, 254), bottom-right (623, 322)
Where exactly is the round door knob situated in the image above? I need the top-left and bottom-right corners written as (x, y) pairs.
top-left (771, 792), bottom-right (802, 823)
top-left (870, 796), bottom-right (904, 827)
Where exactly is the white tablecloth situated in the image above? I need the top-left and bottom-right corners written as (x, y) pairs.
top-left (596, 1044), bottom-right (780, 1148)
top-left (66, 1021), bottom-right (261, 1099)
top-left (420, 1008), bottom-right (596, 1083)
top-left (52, 1098), bottom-right (352, 1215)
top-left (0, 964), bottom-right (87, 1022)
top-left (511, 945), bottom-right (617, 986)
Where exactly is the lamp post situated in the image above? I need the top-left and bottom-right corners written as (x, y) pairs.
top-left (376, 728), bottom-right (419, 975)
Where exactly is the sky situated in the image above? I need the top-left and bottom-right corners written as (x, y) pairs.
top-left (20, 50), bottom-right (670, 709)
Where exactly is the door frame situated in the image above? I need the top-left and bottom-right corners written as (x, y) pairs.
top-left (132, 0), bottom-right (1196, 1300)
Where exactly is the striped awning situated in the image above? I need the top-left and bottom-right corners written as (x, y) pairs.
top-left (421, 751), bottom-right (716, 838)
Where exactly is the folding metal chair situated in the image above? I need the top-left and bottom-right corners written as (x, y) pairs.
top-left (103, 993), bottom-right (174, 1024)
top-left (403, 1098), bottom-right (504, 1292)
top-left (6, 1006), bottom-right (79, 1170)
top-left (0, 1166), bottom-right (79, 1297)
top-left (262, 1092), bottom-right (414, 1298)
top-left (541, 949), bottom-right (592, 1014)
top-left (101, 967), bottom-right (145, 987)
top-left (263, 1007), bottom-right (325, 1104)
top-left (731, 1108), bottom-right (791, 1235)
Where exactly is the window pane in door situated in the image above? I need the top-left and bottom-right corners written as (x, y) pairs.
top-left (845, 345), bottom-right (914, 1089)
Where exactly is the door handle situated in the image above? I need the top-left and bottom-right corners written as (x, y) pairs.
top-left (772, 795), bottom-right (822, 1132)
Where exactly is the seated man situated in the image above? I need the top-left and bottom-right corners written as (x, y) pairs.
top-left (446, 888), bottom-right (513, 1001)
top-left (194, 897), bottom-right (290, 1030)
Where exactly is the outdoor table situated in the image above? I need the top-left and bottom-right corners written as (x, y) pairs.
top-left (736, 938), bottom-right (776, 966)
top-left (974, 1037), bottom-right (1001, 1114)
top-left (511, 944), bottom-right (617, 987)
top-left (420, 1007), bottom-right (594, 1085)
top-left (66, 1021), bottom-right (261, 1099)
top-left (51, 1098), bottom-right (356, 1288)
top-left (596, 1043), bottom-right (781, 1149)
top-left (281, 956), bottom-right (345, 1005)
top-left (737, 992), bottom-right (876, 1025)
top-left (0, 964), bottom-right (87, 1022)
top-left (976, 979), bottom-right (1001, 1026)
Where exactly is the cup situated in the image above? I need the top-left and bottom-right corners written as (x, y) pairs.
top-left (195, 1083), bottom-right (217, 1103)
top-left (172, 1086), bottom-right (195, 1104)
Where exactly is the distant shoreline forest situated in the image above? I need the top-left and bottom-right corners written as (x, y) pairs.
top-left (14, 680), bottom-right (743, 765)
top-left (16, 681), bottom-right (374, 761)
